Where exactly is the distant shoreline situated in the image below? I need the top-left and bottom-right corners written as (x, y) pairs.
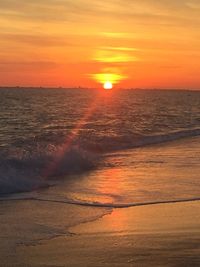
top-left (0, 86), bottom-right (200, 92)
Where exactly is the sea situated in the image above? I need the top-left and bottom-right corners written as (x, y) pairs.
top-left (0, 88), bottom-right (200, 245)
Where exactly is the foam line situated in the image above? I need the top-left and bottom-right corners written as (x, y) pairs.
top-left (0, 196), bottom-right (200, 209)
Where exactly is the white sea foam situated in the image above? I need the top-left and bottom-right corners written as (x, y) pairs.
top-left (0, 145), bottom-right (97, 195)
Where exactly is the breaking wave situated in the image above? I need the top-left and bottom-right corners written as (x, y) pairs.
top-left (0, 145), bottom-right (98, 195)
top-left (0, 127), bottom-right (199, 196)
top-left (89, 127), bottom-right (200, 152)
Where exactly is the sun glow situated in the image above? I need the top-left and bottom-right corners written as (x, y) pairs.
top-left (103, 81), bottom-right (113, 90)
top-left (92, 72), bottom-right (127, 89)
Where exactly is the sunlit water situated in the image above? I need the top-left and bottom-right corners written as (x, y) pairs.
top-left (0, 88), bottom-right (200, 244)
top-left (0, 88), bottom-right (200, 247)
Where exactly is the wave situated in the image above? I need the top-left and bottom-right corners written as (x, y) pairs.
top-left (137, 127), bottom-right (200, 148)
top-left (91, 127), bottom-right (200, 152)
top-left (0, 127), bottom-right (199, 197)
top-left (0, 145), bottom-right (98, 195)
top-left (1, 195), bottom-right (200, 209)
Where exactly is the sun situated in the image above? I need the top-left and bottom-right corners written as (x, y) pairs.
top-left (103, 81), bottom-right (113, 90)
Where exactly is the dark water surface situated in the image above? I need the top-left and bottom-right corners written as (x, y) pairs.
top-left (0, 88), bottom-right (200, 202)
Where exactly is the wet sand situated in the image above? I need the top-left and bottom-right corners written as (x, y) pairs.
top-left (3, 200), bottom-right (199, 267)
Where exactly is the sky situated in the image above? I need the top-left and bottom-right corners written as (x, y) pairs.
top-left (0, 0), bottom-right (200, 89)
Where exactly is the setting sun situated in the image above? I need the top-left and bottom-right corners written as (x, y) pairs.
top-left (103, 81), bottom-right (113, 90)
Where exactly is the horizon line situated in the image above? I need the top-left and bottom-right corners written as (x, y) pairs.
top-left (0, 86), bottom-right (200, 92)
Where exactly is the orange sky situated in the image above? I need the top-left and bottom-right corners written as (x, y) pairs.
top-left (0, 0), bottom-right (200, 89)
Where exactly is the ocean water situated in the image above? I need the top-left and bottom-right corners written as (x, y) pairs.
top-left (0, 88), bottom-right (200, 244)
top-left (0, 88), bottom-right (200, 200)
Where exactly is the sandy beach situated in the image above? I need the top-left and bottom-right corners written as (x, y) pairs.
top-left (0, 200), bottom-right (199, 267)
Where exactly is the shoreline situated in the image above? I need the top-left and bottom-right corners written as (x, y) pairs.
top-left (0, 135), bottom-right (200, 266)
top-left (1, 198), bottom-right (200, 220)
top-left (6, 200), bottom-right (199, 267)
top-left (71, 201), bottom-right (200, 235)
top-left (1, 195), bottom-right (200, 208)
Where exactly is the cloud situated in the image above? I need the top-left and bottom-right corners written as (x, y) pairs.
top-left (0, 33), bottom-right (72, 47)
top-left (93, 48), bottom-right (138, 63)
top-left (0, 0), bottom-right (199, 25)
top-left (186, 1), bottom-right (200, 9)
top-left (0, 60), bottom-right (57, 72)
top-left (0, 0), bottom-right (100, 22)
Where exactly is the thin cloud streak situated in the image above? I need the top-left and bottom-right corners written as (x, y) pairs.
top-left (0, 33), bottom-right (73, 47)
top-left (0, 0), bottom-right (199, 26)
